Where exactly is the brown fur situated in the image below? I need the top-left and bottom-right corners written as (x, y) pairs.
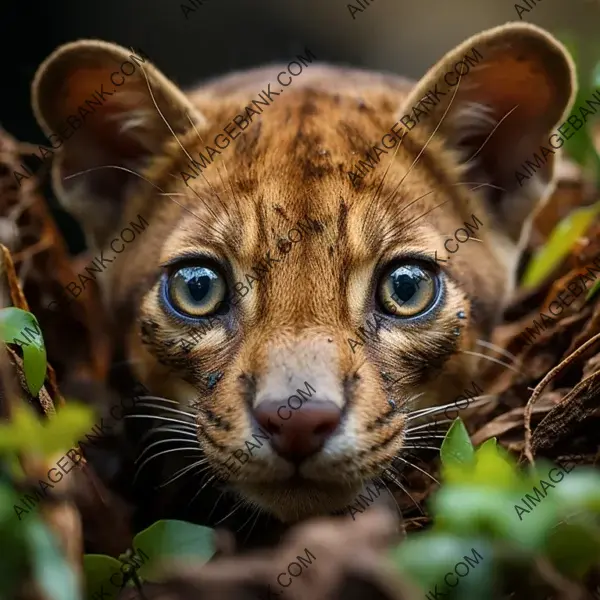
top-left (32, 23), bottom-right (575, 522)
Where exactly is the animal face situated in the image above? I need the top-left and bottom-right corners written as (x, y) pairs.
top-left (32, 24), bottom-right (574, 523)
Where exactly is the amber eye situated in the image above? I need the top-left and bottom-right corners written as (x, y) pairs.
top-left (167, 265), bottom-right (226, 318)
top-left (378, 263), bottom-right (440, 318)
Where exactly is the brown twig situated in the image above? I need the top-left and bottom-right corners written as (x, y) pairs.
top-left (523, 332), bottom-right (600, 465)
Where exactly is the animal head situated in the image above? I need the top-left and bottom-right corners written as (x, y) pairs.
top-left (32, 23), bottom-right (574, 523)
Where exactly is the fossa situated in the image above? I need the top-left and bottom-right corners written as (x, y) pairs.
top-left (32, 22), bottom-right (575, 525)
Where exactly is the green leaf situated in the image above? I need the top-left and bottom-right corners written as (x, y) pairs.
top-left (83, 555), bottom-right (124, 600)
top-left (25, 518), bottom-right (78, 600)
top-left (391, 533), bottom-right (494, 598)
top-left (132, 519), bottom-right (216, 582)
top-left (0, 307), bottom-right (47, 396)
top-left (0, 402), bottom-right (94, 458)
top-left (43, 403), bottom-right (96, 455)
top-left (0, 483), bottom-right (29, 598)
top-left (0, 482), bottom-right (20, 524)
top-left (442, 441), bottom-right (521, 490)
top-left (558, 36), bottom-right (600, 181)
top-left (472, 439), bottom-right (521, 490)
top-left (592, 60), bottom-right (600, 89)
top-left (552, 469), bottom-right (600, 513)
top-left (432, 485), bottom-right (558, 552)
top-left (0, 405), bottom-right (42, 454)
top-left (476, 438), bottom-right (497, 452)
top-left (586, 278), bottom-right (600, 303)
top-left (432, 486), bottom-right (516, 536)
top-left (563, 93), bottom-right (600, 176)
top-left (5, 453), bottom-right (25, 479)
top-left (440, 418), bottom-right (474, 468)
top-left (545, 520), bottom-right (600, 579)
top-left (522, 202), bottom-right (600, 289)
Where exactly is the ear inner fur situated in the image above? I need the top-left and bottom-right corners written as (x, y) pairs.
top-left (399, 23), bottom-right (575, 138)
top-left (31, 40), bottom-right (207, 143)
top-left (395, 22), bottom-right (575, 243)
top-left (31, 40), bottom-right (207, 249)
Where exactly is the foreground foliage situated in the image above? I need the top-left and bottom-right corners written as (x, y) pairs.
top-left (393, 419), bottom-right (600, 598)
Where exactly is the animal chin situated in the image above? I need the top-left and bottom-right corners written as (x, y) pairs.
top-left (236, 477), bottom-right (364, 522)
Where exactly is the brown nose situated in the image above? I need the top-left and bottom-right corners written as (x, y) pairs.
top-left (252, 400), bottom-right (341, 463)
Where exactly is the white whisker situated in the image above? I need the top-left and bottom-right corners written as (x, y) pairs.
top-left (134, 447), bottom-right (202, 484)
top-left (406, 395), bottom-right (496, 422)
top-left (64, 164), bottom-right (209, 225)
top-left (393, 456), bottom-right (440, 486)
top-left (464, 104), bottom-right (519, 165)
top-left (157, 459), bottom-right (210, 489)
top-left (137, 426), bottom-right (197, 446)
top-left (374, 476), bottom-right (403, 517)
top-left (132, 402), bottom-right (196, 420)
top-left (136, 395), bottom-right (181, 405)
top-left (242, 508), bottom-right (263, 546)
top-left (138, 62), bottom-right (197, 166)
top-left (213, 499), bottom-right (245, 527)
top-left (185, 112), bottom-right (230, 212)
top-left (384, 67), bottom-right (467, 205)
top-left (399, 391), bottom-right (426, 410)
top-left (461, 350), bottom-right (523, 374)
top-left (124, 414), bottom-right (196, 430)
top-left (476, 339), bottom-right (518, 363)
top-left (187, 473), bottom-right (220, 509)
top-left (455, 181), bottom-right (507, 193)
top-left (205, 489), bottom-right (227, 522)
top-left (382, 181), bottom-right (504, 245)
top-left (408, 399), bottom-right (468, 418)
top-left (406, 419), bottom-right (453, 432)
top-left (135, 437), bottom-right (198, 465)
top-left (383, 471), bottom-right (424, 516)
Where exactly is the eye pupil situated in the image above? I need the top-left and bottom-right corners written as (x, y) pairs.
top-left (379, 262), bottom-right (439, 319)
top-left (186, 272), bottom-right (211, 302)
top-left (167, 265), bottom-right (226, 318)
top-left (393, 274), bottom-right (418, 302)
top-left (392, 266), bottom-right (429, 303)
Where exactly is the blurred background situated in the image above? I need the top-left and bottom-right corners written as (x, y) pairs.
top-left (0, 0), bottom-right (598, 248)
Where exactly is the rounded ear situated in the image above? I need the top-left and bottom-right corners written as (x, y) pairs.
top-left (398, 22), bottom-right (576, 243)
top-left (31, 40), bottom-right (206, 248)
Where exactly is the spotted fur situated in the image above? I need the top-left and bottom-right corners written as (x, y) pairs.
top-left (32, 23), bottom-right (575, 523)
